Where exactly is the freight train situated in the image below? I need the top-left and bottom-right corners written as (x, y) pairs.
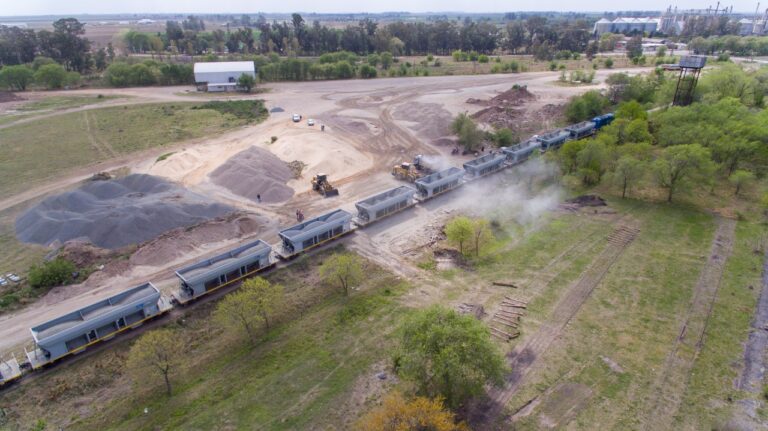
top-left (0, 113), bottom-right (614, 387)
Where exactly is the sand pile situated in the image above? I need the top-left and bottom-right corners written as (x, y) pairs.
top-left (393, 102), bottom-right (453, 141)
top-left (210, 146), bottom-right (294, 203)
top-left (16, 174), bottom-right (233, 249)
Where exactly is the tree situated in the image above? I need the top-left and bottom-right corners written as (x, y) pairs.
top-left (213, 277), bottom-right (284, 344)
top-left (576, 140), bottom-right (611, 185)
top-left (615, 100), bottom-right (647, 121)
top-left (605, 57), bottom-right (614, 69)
top-left (359, 64), bottom-right (377, 78)
top-left (494, 128), bottom-right (515, 147)
top-left (126, 329), bottom-right (183, 396)
top-left (652, 144), bottom-right (715, 202)
top-left (564, 90), bottom-right (609, 123)
top-left (28, 258), bottom-right (76, 288)
top-left (396, 306), bottom-right (506, 409)
top-left (380, 51), bottom-right (393, 69)
top-left (320, 252), bottom-right (364, 296)
top-left (729, 170), bottom-right (755, 196)
top-left (237, 73), bottom-right (255, 92)
top-left (611, 156), bottom-right (645, 198)
top-left (34, 63), bottom-right (68, 89)
top-left (356, 392), bottom-right (468, 431)
top-left (445, 216), bottom-right (473, 255)
top-left (471, 218), bottom-right (494, 257)
top-left (0, 65), bottom-right (34, 90)
top-left (451, 113), bottom-right (483, 152)
top-left (626, 35), bottom-right (643, 59)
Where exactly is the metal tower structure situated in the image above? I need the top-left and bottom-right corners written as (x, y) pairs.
top-left (673, 55), bottom-right (707, 106)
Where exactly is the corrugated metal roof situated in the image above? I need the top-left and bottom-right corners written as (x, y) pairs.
top-left (194, 61), bottom-right (255, 74)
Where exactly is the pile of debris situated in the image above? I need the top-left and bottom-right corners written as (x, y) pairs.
top-left (468, 86), bottom-right (564, 138)
top-left (490, 296), bottom-right (526, 342)
top-left (287, 160), bottom-right (307, 179)
top-left (467, 85), bottom-right (535, 107)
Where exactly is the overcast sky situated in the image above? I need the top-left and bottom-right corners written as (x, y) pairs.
top-left (1, 0), bottom-right (762, 16)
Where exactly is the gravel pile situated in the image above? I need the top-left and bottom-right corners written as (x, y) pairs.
top-left (210, 146), bottom-right (294, 203)
top-left (16, 174), bottom-right (233, 249)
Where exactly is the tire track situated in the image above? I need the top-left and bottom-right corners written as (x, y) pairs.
top-left (640, 217), bottom-right (736, 430)
top-left (468, 223), bottom-right (640, 428)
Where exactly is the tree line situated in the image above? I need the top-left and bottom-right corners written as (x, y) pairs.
top-left (120, 14), bottom-right (594, 59)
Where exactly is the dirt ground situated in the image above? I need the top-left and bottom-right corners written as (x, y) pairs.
top-left (0, 68), bottom-right (649, 355)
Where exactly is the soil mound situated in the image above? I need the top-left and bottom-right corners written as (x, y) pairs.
top-left (16, 174), bottom-right (233, 249)
top-left (210, 146), bottom-right (294, 203)
top-left (392, 102), bottom-right (453, 141)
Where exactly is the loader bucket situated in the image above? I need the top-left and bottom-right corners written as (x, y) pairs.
top-left (324, 188), bottom-right (339, 197)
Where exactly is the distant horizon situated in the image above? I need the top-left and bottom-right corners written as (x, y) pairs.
top-left (1, 0), bottom-right (762, 18)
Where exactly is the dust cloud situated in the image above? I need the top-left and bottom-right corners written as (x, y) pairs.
top-left (455, 157), bottom-right (563, 227)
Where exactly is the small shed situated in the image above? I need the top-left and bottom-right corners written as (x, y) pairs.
top-left (174, 239), bottom-right (273, 302)
top-left (415, 167), bottom-right (465, 198)
top-left (279, 209), bottom-right (352, 255)
top-left (27, 283), bottom-right (164, 368)
top-left (355, 186), bottom-right (416, 224)
top-left (193, 61), bottom-right (255, 92)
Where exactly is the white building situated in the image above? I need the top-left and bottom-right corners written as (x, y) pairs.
top-left (593, 17), bottom-right (660, 36)
top-left (193, 61), bottom-right (256, 92)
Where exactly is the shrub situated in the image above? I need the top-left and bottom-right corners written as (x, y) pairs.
top-left (28, 258), bottom-right (76, 289)
top-left (359, 64), bottom-right (377, 79)
top-left (549, 61), bottom-right (558, 71)
top-left (478, 54), bottom-right (489, 63)
top-left (0, 65), bottom-right (34, 90)
top-left (36, 63), bottom-right (70, 90)
top-left (605, 57), bottom-right (614, 68)
top-left (427, 54), bottom-right (434, 61)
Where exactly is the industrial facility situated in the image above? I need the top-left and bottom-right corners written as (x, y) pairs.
top-left (25, 283), bottom-right (169, 369)
top-left (174, 239), bottom-right (274, 303)
top-left (193, 61), bottom-right (256, 92)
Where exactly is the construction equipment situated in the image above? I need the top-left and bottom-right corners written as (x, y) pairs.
top-left (391, 162), bottom-right (422, 182)
top-left (311, 173), bottom-right (339, 197)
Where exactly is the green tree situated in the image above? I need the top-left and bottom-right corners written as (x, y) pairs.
top-left (656, 45), bottom-right (667, 57)
top-left (710, 140), bottom-right (758, 175)
top-left (626, 35), bottom-right (643, 59)
top-left (611, 156), bottom-right (645, 198)
top-left (34, 63), bottom-right (68, 89)
top-left (359, 64), bottom-right (377, 78)
top-left (652, 144), bottom-right (715, 202)
top-left (445, 216), bottom-right (473, 255)
top-left (577, 140), bottom-right (611, 185)
top-left (237, 73), bottom-right (255, 92)
top-left (564, 90), bottom-right (609, 123)
top-left (213, 277), bottom-right (284, 344)
top-left (615, 100), bottom-right (648, 121)
top-left (604, 57), bottom-right (614, 69)
top-left (320, 252), bottom-right (364, 296)
top-left (558, 139), bottom-right (586, 174)
top-left (396, 306), bottom-right (506, 409)
top-left (0, 65), bottom-right (34, 90)
top-left (126, 328), bottom-right (183, 396)
top-left (367, 53), bottom-right (380, 67)
top-left (494, 128), bottom-right (515, 147)
top-left (380, 52), bottom-right (393, 69)
top-left (471, 218), bottom-right (494, 257)
top-left (729, 170), bottom-right (755, 196)
top-left (28, 258), bottom-right (76, 289)
top-left (451, 113), bottom-right (483, 152)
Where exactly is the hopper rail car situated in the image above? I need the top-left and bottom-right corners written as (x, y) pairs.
top-left (0, 112), bottom-right (614, 389)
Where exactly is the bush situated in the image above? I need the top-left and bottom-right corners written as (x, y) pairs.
top-left (564, 90), bottom-right (610, 122)
top-left (549, 61), bottom-right (558, 71)
top-left (605, 57), bottom-right (614, 68)
top-left (34, 64), bottom-right (68, 89)
top-left (0, 65), bottom-right (34, 90)
top-left (31, 56), bottom-right (56, 71)
top-left (28, 258), bottom-right (76, 289)
top-left (427, 54), bottom-right (434, 61)
top-left (359, 64), bottom-right (377, 79)
top-left (478, 54), bottom-right (489, 63)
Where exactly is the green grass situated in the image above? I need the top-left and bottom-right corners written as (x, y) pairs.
top-left (500, 200), bottom-right (749, 430)
top-left (0, 101), bottom-right (266, 197)
top-left (0, 248), bottom-right (411, 431)
top-left (0, 207), bottom-right (48, 313)
top-left (16, 95), bottom-right (117, 112)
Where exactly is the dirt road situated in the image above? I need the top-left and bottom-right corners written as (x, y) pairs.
top-left (0, 69), bottom-right (650, 355)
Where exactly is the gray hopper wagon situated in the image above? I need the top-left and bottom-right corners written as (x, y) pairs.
top-left (354, 186), bottom-right (416, 225)
top-left (278, 209), bottom-right (353, 257)
top-left (0, 356), bottom-right (21, 386)
top-left (537, 130), bottom-right (571, 150)
top-left (26, 283), bottom-right (169, 369)
top-left (463, 152), bottom-right (508, 178)
top-left (174, 239), bottom-right (273, 304)
top-left (502, 139), bottom-right (542, 164)
top-left (565, 121), bottom-right (596, 139)
top-left (414, 167), bottom-right (465, 199)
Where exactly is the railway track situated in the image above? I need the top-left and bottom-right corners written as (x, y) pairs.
top-left (469, 223), bottom-right (640, 428)
top-left (640, 216), bottom-right (736, 430)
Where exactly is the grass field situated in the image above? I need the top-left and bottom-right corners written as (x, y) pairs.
top-left (16, 95), bottom-right (119, 112)
top-left (0, 247), bottom-right (413, 431)
top-left (0, 101), bottom-right (264, 197)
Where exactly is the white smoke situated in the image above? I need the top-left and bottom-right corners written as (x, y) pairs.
top-left (454, 157), bottom-right (564, 229)
top-left (418, 154), bottom-right (455, 172)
